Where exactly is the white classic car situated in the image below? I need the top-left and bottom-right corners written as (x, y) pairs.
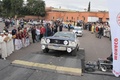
top-left (28, 21), bottom-right (40, 25)
top-left (41, 32), bottom-right (80, 56)
top-left (73, 27), bottom-right (83, 36)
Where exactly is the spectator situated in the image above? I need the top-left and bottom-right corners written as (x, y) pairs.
top-left (3, 27), bottom-right (8, 33)
top-left (36, 26), bottom-right (40, 42)
top-left (59, 22), bottom-right (63, 31)
top-left (20, 19), bottom-right (24, 28)
top-left (91, 24), bottom-right (95, 34)
top-left (98, 26), bottom-right (103, 39)
top-left (68, 23), bottom-right (71, 31)
top-left (5, 19), bottom-right (10, 28)
top-left (12, 27), bottom-right (17, 45)
top-left (40, 25), bottom-right (46, 40)
top-left (12, 27), bottom-right (17, 35)
top-left (18, 26), bottom-right (22, 32)
top-left (46, 23), bottom-right (52, 37)
top-left (31, 26), bottom-right (36, 43)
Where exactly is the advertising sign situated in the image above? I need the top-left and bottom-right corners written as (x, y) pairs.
top-left (108, 0), bottom-right (120, 77)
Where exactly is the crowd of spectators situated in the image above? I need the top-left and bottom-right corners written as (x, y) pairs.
top-left (0, 18), bottom-right (111, 59)
top-left (84, 22), bottom-right (111, 39)
top-left (0, 19), bottom-right (65, 57)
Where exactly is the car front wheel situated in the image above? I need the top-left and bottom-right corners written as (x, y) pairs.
top-left (43, 48), bottom-right (49, 53)
top-left (71, 48), bottom-right (77, 56)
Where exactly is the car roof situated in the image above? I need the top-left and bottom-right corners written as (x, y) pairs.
top-left (74, 27), bottom-right (82, 29)
top-left (54, 31), bottom-right (75, 37)
top-left (56, 31), bottom-right (74, 34)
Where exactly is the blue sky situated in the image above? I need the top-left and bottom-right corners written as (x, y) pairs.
top-left (42, 0), bottom-right (108, 11)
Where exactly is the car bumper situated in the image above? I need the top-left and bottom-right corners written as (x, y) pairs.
top-left (41, 44), bottom-right (76, 52)
top-left (77, 33), bottom-right (82, 36)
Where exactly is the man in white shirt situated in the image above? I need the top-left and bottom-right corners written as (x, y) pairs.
top-left (36, 26), bottom-right (40, 42)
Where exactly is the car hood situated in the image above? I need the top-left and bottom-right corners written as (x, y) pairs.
top-left (73, 30), bottom-right (82, 32)
top-left (45, 36), bottom-right (75, 41)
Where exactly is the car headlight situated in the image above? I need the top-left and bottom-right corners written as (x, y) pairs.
top-left (64, 40), bottom-right (68, 45)
top-left (41, 38), bottom-right (46, 44)
top-left (67, 48), bottom-right (72, 53)
top-left (46, 39), bottom-right (50, 43)
top-left (71, 42), bottom-right (76, 45)
top-left (41, 45), bottom-right (45, 49)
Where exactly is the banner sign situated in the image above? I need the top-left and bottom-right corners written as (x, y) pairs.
top-left (108, 0), bottom-right (120, 77)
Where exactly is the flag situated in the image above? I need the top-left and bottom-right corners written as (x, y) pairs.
top-left (108, 0), bottom-right (120, 77)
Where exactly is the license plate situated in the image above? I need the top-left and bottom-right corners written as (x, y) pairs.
top-left (53, 44), bottom-right (60, 47)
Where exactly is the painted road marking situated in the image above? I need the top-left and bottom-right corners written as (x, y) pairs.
top-left (56, 66), bottom-right (82, 75)
top-left (12, 60), bottom-right (34, 66)
top-left (12, 60), bottom-right (82, 76)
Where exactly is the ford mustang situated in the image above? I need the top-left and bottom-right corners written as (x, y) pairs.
top-left (40, 32), bottom-right (80, 56)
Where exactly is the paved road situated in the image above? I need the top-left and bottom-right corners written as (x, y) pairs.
top-left (78, 30), bottom-right (112, 61)
top-left (0, 22), bottom-right (117, 80)
top-left (3, 24), bottom-right (111, 62)
top-left (0, 59), bottom-right (119, 80)
top-left (0, 22), bottom-right (112, 62)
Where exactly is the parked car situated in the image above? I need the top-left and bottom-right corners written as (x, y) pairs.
top-left (28, 21), bottom-right (40, 25)
top-left (73, 27), bottom-right (83, 37)
top-left (41, 32), bottom-right (80, 56)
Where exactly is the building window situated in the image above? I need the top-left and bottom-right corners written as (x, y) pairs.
top-left (99, 18), bottom-right (102, 22)
top-left (71, 17), bottom-right (73, 20)
top-left (66, 17), bottom-right (68, 19)
top-left (53, 17), bottom-right (54, 19)
top-left (106, 18), bottom-right (109, 21)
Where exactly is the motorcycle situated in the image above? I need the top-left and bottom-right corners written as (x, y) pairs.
top-left (85, 54), bottom-right (113, 72)
top-left (97, 58), bottom-right (113, 72)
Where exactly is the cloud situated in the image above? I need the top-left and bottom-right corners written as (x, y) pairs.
top-left (43, 0), bottom-right (108, 11)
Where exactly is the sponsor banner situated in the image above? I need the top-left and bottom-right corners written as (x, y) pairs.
top-left (108, 0), bottom-right (120, 77)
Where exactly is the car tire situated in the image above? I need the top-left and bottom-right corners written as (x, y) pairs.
top-left (100, 65), bottom-right (107, 72)
top-left (81, 34), bottom-right (83, 37)
top-left (43, 48), bottom-right (49, 53)
top-left (77, 45), bottom-right (79, 51)
top-left (71, 48), bottom-right (77, 56)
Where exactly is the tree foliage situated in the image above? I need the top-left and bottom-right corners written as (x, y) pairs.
top-left (0, 0), bottom-right (46, 17)
top-left (88, 2), bottom-right (91, 12)
top-left (11, 0), bottom-right (23, 15)
top-left (0, 1), bottom-right (3, 16)
top-left (26, 0), bottom-right (46, 16)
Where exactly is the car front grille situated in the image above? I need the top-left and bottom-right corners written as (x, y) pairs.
top-left (50, 39), bottom-right (64, 44)
top-left (75, 32), bottom-right (78, 34)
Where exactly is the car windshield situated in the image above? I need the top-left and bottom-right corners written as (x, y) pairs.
top-left (53, 32), bottom-right (75, 39)
top-left (33, 21), bottom-right (37, 22)
top-left (74, 27), bottom-right (82, 30)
